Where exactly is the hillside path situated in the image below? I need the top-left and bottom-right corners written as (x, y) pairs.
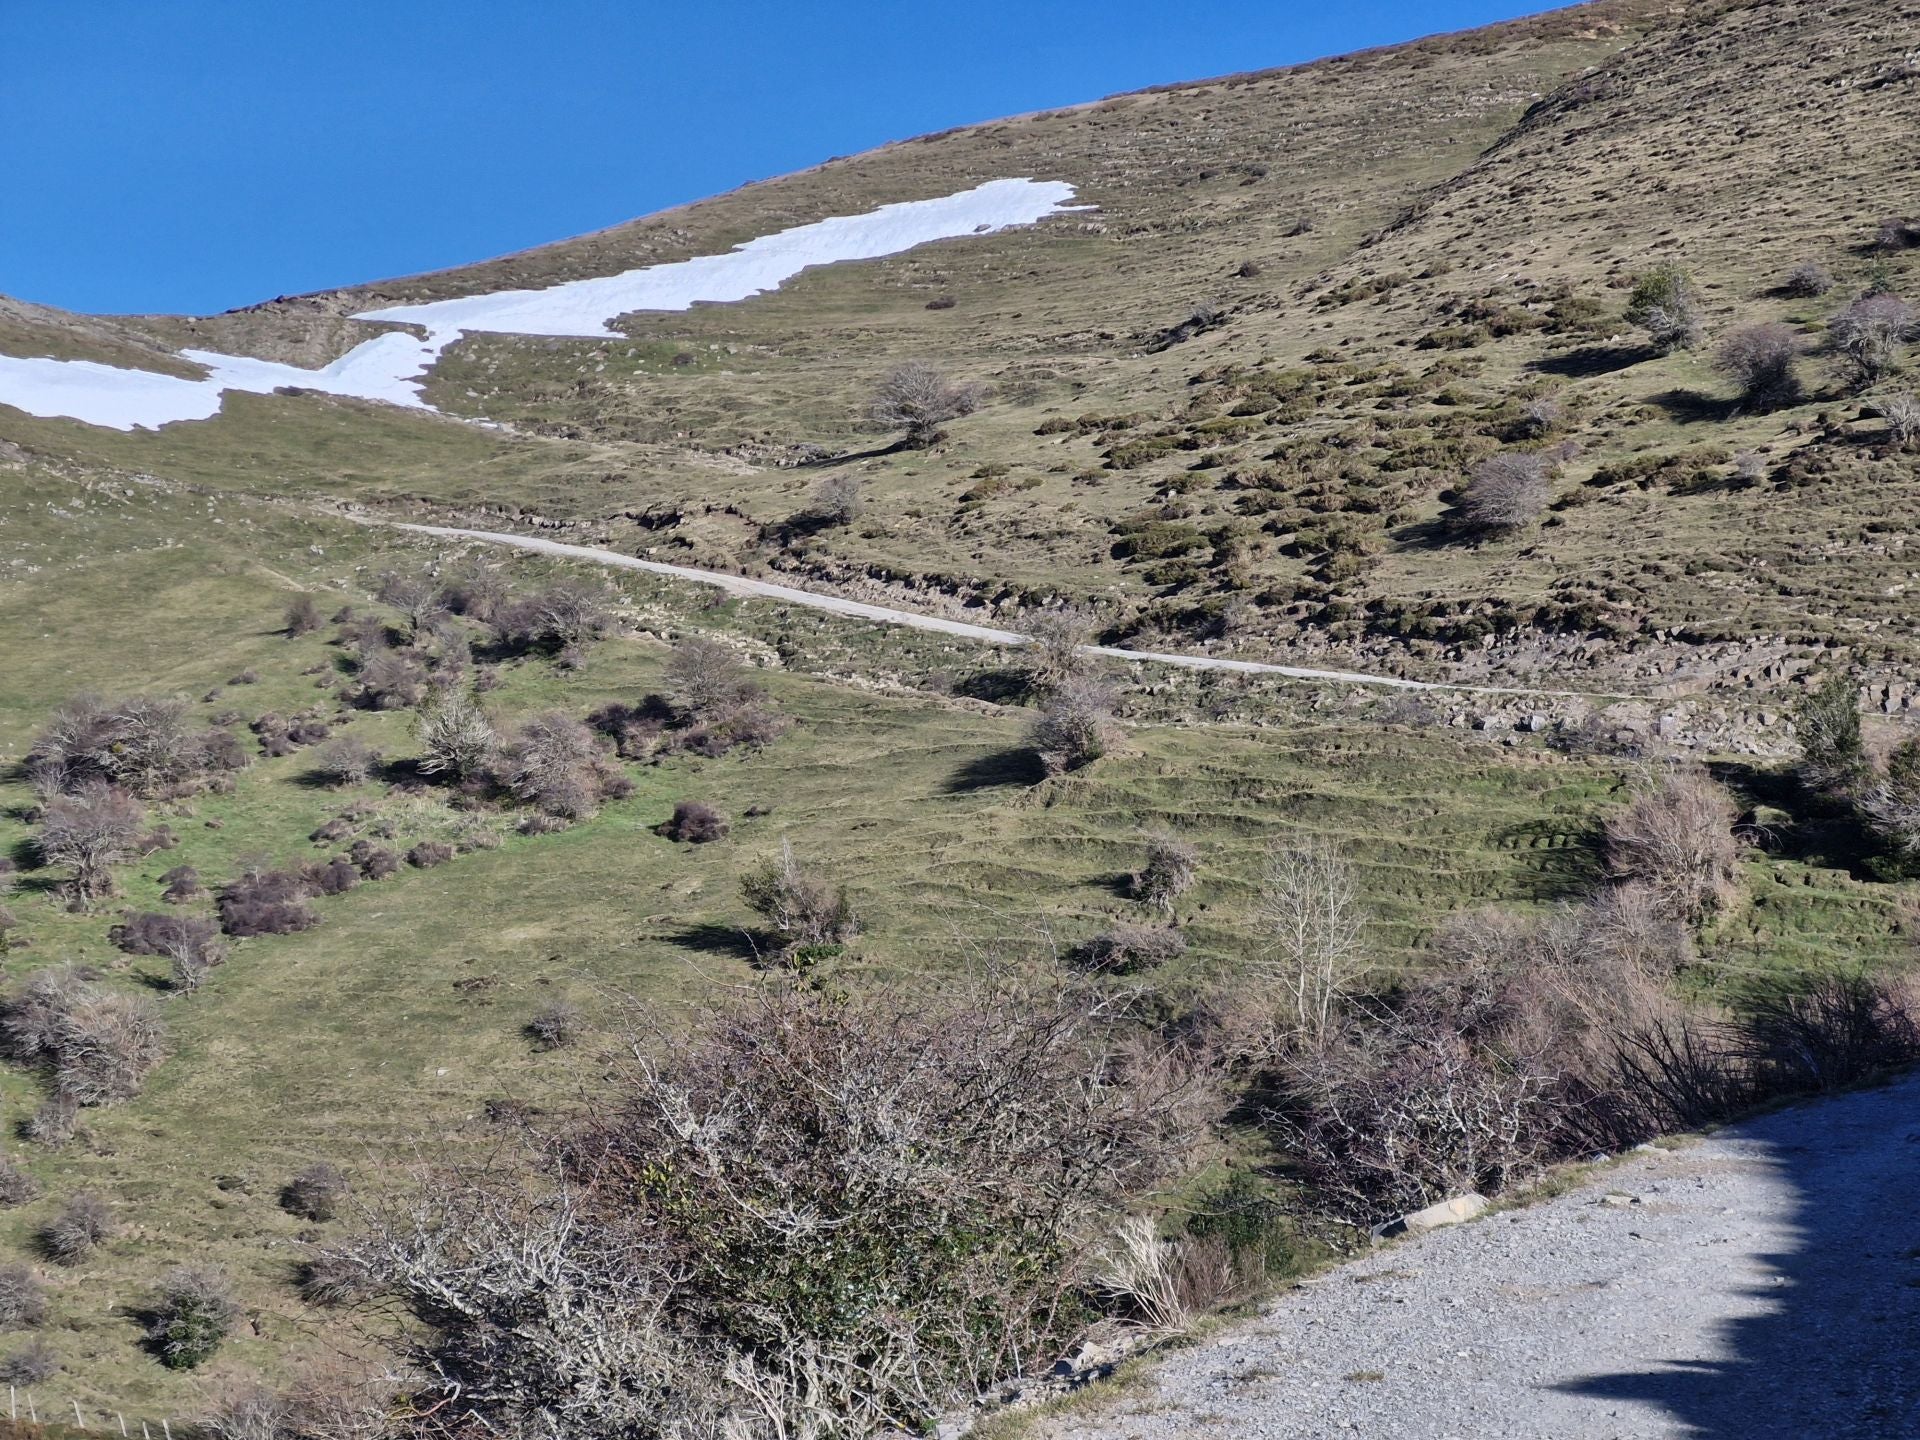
top-left (391, 523), bottom-right (1620, 701)
top-left (1028, 1073), bottom-right (1920, 1440)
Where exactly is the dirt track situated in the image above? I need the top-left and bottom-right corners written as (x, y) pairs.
top-left (1029, 1072), bottom-right (1920, 1439)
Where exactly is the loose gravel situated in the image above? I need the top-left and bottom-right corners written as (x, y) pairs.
top-left (1030, 1072), bottom-right (1920, 1439)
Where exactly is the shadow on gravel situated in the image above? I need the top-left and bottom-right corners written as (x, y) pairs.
top-left (1558, 1079), bottom-right (1920, 1438)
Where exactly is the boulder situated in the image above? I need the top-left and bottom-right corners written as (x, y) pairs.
top-left (1373, 1192), bottom-right (1489, 1240)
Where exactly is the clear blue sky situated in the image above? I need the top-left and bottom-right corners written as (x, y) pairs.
top-left (0, 1), bottom-right (1556, 316)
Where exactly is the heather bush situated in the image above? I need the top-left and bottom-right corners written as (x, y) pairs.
top-left (217, 867), bottom-right (320, 937)
top-left (660, 800), bottom-right (729, 844)
top-left (281, 1162), bottom-right (349, 1222)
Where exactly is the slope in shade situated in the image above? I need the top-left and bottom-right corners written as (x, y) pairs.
top-left (0, 178), bottom-right (1080, 431)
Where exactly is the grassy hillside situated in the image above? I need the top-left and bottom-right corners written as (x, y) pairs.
top-left (0, 0), bottom-right (1916, 1417)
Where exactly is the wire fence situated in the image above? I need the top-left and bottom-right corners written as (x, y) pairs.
top-left (4, 1388), bottom-right (179, 1438)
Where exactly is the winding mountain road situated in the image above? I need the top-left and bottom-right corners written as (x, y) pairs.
top-left (392, 523), bottom-right (1621, 702)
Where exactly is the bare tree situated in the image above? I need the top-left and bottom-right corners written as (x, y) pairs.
top-left (1253, 838), bottom-right (1371, 1052)
top-left (1604, 768), bottom-right (1741, 921)
top-left (1018, 604), bottom-right (1097, 694)
top-left (809, 473), bottom-right (863, 527)
top-left (375, 570), bottom-right (446, 641)
top-left (1830, 294), bottom-right (1916, 390)
top-left (1881, 391), bottom-right (1920, 450)
top-left (499, 711), bottom-right (606, 818)
top-left (1461, 452), bottom-right (1552, 531)
top-left (37, 784), bottom-right (145, 902)
top-left (414, 690), bottom-right (496, 779)
top-left (1714, 322), bottom-right (1801, 408)
top-left (663, 636), bottom-right (751, 721)
top-left (868, 361), bottom-right (983, 447)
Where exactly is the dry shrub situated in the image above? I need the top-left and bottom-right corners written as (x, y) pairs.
top-left (218, 867), bottom-right (321, 937)
top-left (808, 472), bottom-right (863, 527)
top-left (282, 1162), bottom-right (349, 1222)
top-left (1461, 452), bottom-right (1551, 530)
top-left (663, 637), bottom-right (753, 721)
top-left (0, 1338), bottom-right (56, 1386)
top-left (160, 863), bottom-right (203, 903)
top-left (1625, 261), bottom-right (1705, 351)
top-left (740, 841), bottom-right (858, 961)
top-left (39, 1191), bottom-right (113, 1265)
top-left (414, 690), bottom-right (496, 779)
top-left (497, 710), bottom-right (619, 819)
top-left (109, 911), bottom-right (226, 970)
top-left (1092, 1214), bottom-right (1253, 1337)
top-left (1830, 293), bottom-right (1915, 390)
top-left (344, 981), bottom-right (1199, 1438)
top-left (27, 693), bottom-right (216, 798)
top-left (406, 841), bottom-right (454, 869)
top-left (660, 800), bottom-right (729, 844)
top-left (1714, 322), bottom-right (1801, 408)
top-left (356, 650), bottom-right (426, 710)
top-left (1781, 260), bottom-right (1833, 298)
top-left (1074, 923), bottom-right (1187, 975)
top-left (1131, 830), bottom-right (1198, 915)
top-left (1019, 604), bottom-right (1097, 693)
top-left (312, 736), bottom-right (377, 787)
top-left (46, 989), bottom-right (165, 1106)
top-left (0, 1266), bottom-right (47, 1329)
top-left (0, 1159), bottom-right (38, 1208)
top-left (37, 783), bottom-right (145, 903)
top-left (284, 593), bottom-right (323, 637)
top-left (1881, 391), bottom-right (1920, 450)
top-left (527, 1000), bottom-right (585, 1051)
top-left (1603, 769), bottom-right (1741, 921)
top-left (868, 360), bottom-right (983, 446)
top-left (1030, 676), bottom-right (1118, 775)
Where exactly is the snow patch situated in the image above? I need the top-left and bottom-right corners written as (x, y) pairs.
top-left (0, 179), bottom-right (1081, 432)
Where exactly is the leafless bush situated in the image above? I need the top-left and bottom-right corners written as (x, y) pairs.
top-left (1018, 604), bottom-right (1097, 693)
top-left (217, 867), bottom-right (320, 937)
top-left (160, 863), bottom-right (203, 903)
top-left (0, 1159), bottom-right (38, 1207)
top-left (109, 912), bottom-right (227, 991)
top-left (1030, 676), bottom-right (1118, 775)
top-left (356, 649), bottom-right (426, 709)
top-left (1072, 923), bottom-right (1187, 975)
top-left (0, 1266), bottom-right (47, 1329)
top-left (664, 637), bottom-right (752, 721)
top-left (1625, 261), bottom-right (1705, 351)
top-left (1252, 838), bottom-right (1371, 1053)
top-left (1714, 322), bottom-right (1801, 408)
top-left (661, 800), bottom-right (729, 844)
top-left (1880, 391), bottom-right (1920, 449)
top-left (868, 360), bottom-right (984, 446)
top-left (1874, 216), bottom-right (1920, 253)
top-left (1738, 973), bottom-right (1920, 1093)
top-left (313, 736), bottom-right (377, 786)
top-left (809, 473), bottom-right (863, 527)
top-left (45, 988), bottom-right (165, 1106)
top-left (740, 840), bottom-right (859, 959)
top-left (1517, 394), bottom-right (1565, 437)
top-left (414, 689), bottom-right (496, 779)
top-left (1131, 830), bottom-right (1199, 916)
top-left (282, 1162), bottom-right (349, 1222)
top-left (1092, 1214), bottom-right (1250, 1337)
top-left (1781, 260), bottom-right (1834, 298)
top-left (376, 570), bottom-right (447, 641)
top-left (39, 1191), bottom-right (113, 1265)
top-left (27, 693), bottom-right (212, 797)
top-left (497, 711), bottom-right (615, 819)
top-left (1461, 452), bottom-right (1552, 531)
top-left (37, 784), bottom-right (145, 902)
top-left (343, 981), bottom-right (1199, 1437)
top-left (284, 593), bottom-right (323, 637)
top-left (1830, 293), bottom-right (1915, 389)
top-left (21, 1098), bottom-right (77, 1148)
top-left (1604, 769), bottom-right (1741, 921)
top-left (527, 1000), bottom-right (585, 1051)
top-left (0, 1338), bottom-right (56, 1385)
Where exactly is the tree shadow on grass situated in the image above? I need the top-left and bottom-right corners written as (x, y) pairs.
top-left (945, 748), bottom-right (1046, 794)
top-left (667, 922), bottom-right (762, 962)
top-left (950, 667), bottom-right (1033, 705)
top-left (1646, 387), bottom-right (1737, 425)
top-left (1707, 760), bottom-right (1882, 881)
top-left (1529, 343), bottom-right (1649, 379)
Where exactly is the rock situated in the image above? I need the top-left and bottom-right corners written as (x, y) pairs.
top-left (1523, 713), bottom-right (1548, 732)
top-left (1375, 1192), bottom-right (1489, 1239)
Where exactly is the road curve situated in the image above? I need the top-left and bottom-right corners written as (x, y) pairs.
top-left (392, 523), bottom-right (1621, 702)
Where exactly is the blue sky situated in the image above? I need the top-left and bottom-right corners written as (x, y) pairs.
top-left (0, 1), bottom-right (1554, 315)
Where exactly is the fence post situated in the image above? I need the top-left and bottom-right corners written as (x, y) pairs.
top-left (162, 1419), bottom-right (172, 1440)
top-left (25, 1390), bottom-right (35, 1424)
top-left (73, 1397), bottom-right (86, 1428)
top-left (119, 1411), bottom-right (129, 1437)
top-left (7, 1384), bottom-right (13, 1420)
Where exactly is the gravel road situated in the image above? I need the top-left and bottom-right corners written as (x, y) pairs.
top-left (1031, 1073), bottom-right (1920, 1439)
top-left (393, 523), bottom-right (1617, 701)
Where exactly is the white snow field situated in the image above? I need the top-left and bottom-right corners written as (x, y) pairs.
top-left (0, 178), bottom-right (1079, 431)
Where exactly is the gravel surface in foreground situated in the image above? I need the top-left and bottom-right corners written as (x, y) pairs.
top-left (1033, 1072), bottom-right (1920, 1439)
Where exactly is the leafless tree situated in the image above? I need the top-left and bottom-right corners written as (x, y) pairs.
top-left (810, 473), bottom-right (863, 527)
top-left (1018, 603), bottom-right (1097, 694)
top-left (375, 570), bottom-right (446, 641)
top-left (1029, 676), bottom-right (1119, 776)
top-left (37, 784), bottom-right (145, 902)
top-left (499, 711), bottom-right (603, 817)
top-left (1461, 452), bottom-right (1552, 531)
top-left (868, 361), bottom-right (983, 447)
top-left (414, 690), bottom-right (496, 779)
top-left (1714, 322), bottom-right (1802, 408)
top-left (1881, 391), bottom-right (1920, 450)
top-left (1252, 838), bottom-right (1371, 1052)
top-left (664, 636), bottom-right (752, 721)
top-left (1604, 768), bottom-right (1741, 921)
top-left (1830, 293), bottom-right (1916, 390)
